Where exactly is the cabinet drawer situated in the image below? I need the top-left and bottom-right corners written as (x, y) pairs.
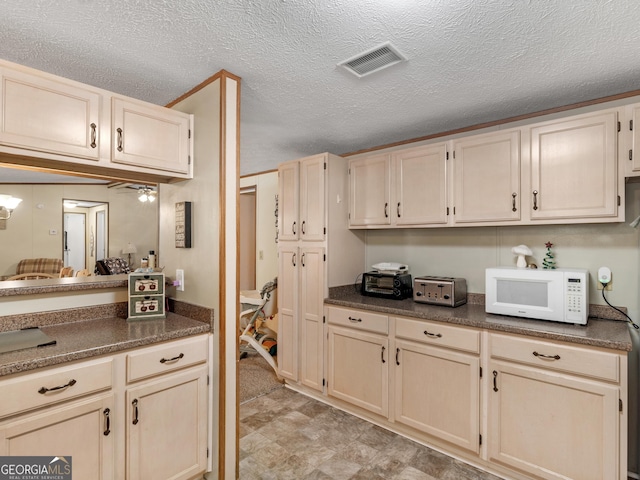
top-left (127, 335), bottom-right (208, 382)
top-left (490, 333), bottom-right (619, 382)
top-left (326, 306), bottom-right (388, 334)
top-left (0, 357), bottom-right (112, 418)
top-left (394, 316), bottom-right (480, 354)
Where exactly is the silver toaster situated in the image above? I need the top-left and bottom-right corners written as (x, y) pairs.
top-left (413, 276), bottom-right (467, 307)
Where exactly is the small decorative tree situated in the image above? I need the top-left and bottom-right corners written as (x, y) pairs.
top-left (543, 241), bottom-right (556, 269)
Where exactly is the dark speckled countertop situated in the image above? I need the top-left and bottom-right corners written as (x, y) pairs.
top-left (0, 299), bottom-right (214, 377)
top-left (326, 287), bottom-right (632, 352)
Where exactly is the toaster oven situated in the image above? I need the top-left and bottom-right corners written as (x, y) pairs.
top-left (361, 271), bottom-right (413, 300)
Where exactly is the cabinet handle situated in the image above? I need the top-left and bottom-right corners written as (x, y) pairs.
top-left (117, 127), bottom-right (123, 152)
top-left (423, 330), bottom-right (442, 338)
top-left (292, 253), bottom-right (296, 267)
top-left (160, 353), bottom-right (184, 364)
top-left (532, 190), bottom-right (538, 210)
top-left (532, 351), bottom-right (561, 360)
top-left (103, 408), bottom-right (111, 436)
top-left (38, 378), bottom-right (76, 394)
top-left (132, 398), bottom-right (139, 425)
top-left (493, 370), bottom-right (498, 392)
top-left (301, 253), bottom-right (306, 267)
top-left (512, 192), bottom-right (517, 212)
top-left (292, 221), bottom-right (296, 235)
top-left (301, 220), bottom-right (306, 235)
top-left (348, 316), bottom-right (362, 323)
top-left (384, 203), bottom-right (388, 218)
top-left (396, 348), bottom-right (400, 365)
top-left (90, 123), bottom-right (97, 148)
top-left (381, 346), bottom-right (386, 363)
top-left (397, 202), bottom-right (401, 218)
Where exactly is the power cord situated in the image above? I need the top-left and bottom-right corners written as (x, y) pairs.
top-left (600, 282), bottom-right (640, 329)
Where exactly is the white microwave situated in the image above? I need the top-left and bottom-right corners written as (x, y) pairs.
top-left (485, 267), bottom-right (589, 325)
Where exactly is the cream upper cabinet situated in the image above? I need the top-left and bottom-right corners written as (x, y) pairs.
top-left (529, 110), bottom-right (619, 221)
top-left (452, 130), bottom-right (521, 224)
top-left (488, 333), bottom-right (624, 480)
top-left (349, 153), bottom-right (391, 226)
top-left (0, 67), bottom-right (101, 160)
top-left (278, 154), bottom-right (327, 242)
top-left (393, 144), bottom-right (448, 226)
top-left (626, 103), bottom-right (640, 175)
top-left (278, 161), bottom-right (300, 241)
top-left (299, 155), bottom-right (327, 241)
top-left (111, 96), bottom-right (192, 176)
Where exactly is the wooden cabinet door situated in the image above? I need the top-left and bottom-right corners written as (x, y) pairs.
top-left (393, 144), bottom-right (448, 225)
top-left (299, 247), bottom-right (325, 391)
top-left (529, 111), bottom-right (618, 220)
top-left (0, 68), bottom-right (101, 160)
top-left (299, 154), bottom-right (326, 241)
top-left (349, 154), bottom-right (391, 226)
top-left (277, 245), bottom-right (299, 381)
top-left (453, 130), bottom-right (520, 223)
top-left (394, 340), bottom-right (480, 453)
top-left (278, 161), bottom-right (300, 241)
top-left (126, 366), bottom-right (208, 480)
top-left (488, 361), bottom-right (619, 480)
top-left (111, 97), bottom-right (191, 176)
top-left (0, 394), bottom-right (114, 480)
top-left (629, 104), bottom-right (640, 173)
top-left (327, 325), bottom-right (389, 417)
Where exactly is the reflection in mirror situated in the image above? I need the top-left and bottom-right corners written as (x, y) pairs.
top-left (0, 165), bottom-right (159, 282)
top-left (63, 199), bottom-right (109, 273)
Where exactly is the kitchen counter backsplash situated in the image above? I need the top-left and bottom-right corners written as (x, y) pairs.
top-left (327, 285), bottom-right (632, 352)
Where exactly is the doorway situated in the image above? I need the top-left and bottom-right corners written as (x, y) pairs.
top-left (63, 213), bottom-right (86, 271)
top-left (240, 187), bottom-right (257, 291)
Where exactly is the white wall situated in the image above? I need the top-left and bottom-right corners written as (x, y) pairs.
top-left (365, 181), bottom-right (640, 320)
top-left (240, 171), bottom-right (278, 289)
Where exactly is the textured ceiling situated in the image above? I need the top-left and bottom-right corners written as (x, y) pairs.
top-left (1, 0), bottom-right (640, 176)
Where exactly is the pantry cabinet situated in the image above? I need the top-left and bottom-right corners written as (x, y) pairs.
top-left (451, 129), bottom-right (521, 224)
top-left (277, 153), bottom-right (364, 391)
top-left (0, 66), bottom-right (102, 161)
top-left (529, 110), bottom-right (619, 221)
top-left (487, 332), bottom-right (624, 480)
top-left (326, 307), bottom-right (389, 417)
top-left (111, 97), bottom-right (192, 176)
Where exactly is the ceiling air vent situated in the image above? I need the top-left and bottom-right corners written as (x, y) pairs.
top-left (338, 42), bottom-right (407, 78)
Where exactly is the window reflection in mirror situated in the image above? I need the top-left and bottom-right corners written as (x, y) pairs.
top-left (0, 165), bottom-right (159, 282)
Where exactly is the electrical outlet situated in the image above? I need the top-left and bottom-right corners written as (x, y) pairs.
top-left (176, 269), bottom-right (184, 292)
top-left (597, 267), bottom-right (612, 291)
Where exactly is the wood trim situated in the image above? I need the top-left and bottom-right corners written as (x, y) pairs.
top-left (342, 88), bottom-right (640, 157)
top-left (234, 74), bottom-right (242, 480)
top-left (218, 73), bottom-right (228, 480)
top-left (166, 69), bottom-right (242, 109)
top-left (240, 168), bottom-right (278, 179)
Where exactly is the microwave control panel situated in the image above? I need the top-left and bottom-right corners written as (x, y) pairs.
top-left (565, 273), bottom-right (588, 324)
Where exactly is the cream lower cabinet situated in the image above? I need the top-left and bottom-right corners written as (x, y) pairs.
top-left (393, 316), bottom-right (481, 453)
top-left (326, 307), bottom-right (389, 417)
top-left (488, 332), bottom-right (624, 480)
top-left (125, 334), bottom-right (210, 480)
top-left (277, 244), bottom-right (299, 382)
top-left (0, 394), bottom-right (115, 479)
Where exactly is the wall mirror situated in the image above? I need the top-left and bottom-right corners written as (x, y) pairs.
top-left (0, 163), bottom-right (159, 286)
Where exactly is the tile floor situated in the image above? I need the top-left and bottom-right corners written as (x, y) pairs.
top-left (239, 387), bottom-right (503, 479)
